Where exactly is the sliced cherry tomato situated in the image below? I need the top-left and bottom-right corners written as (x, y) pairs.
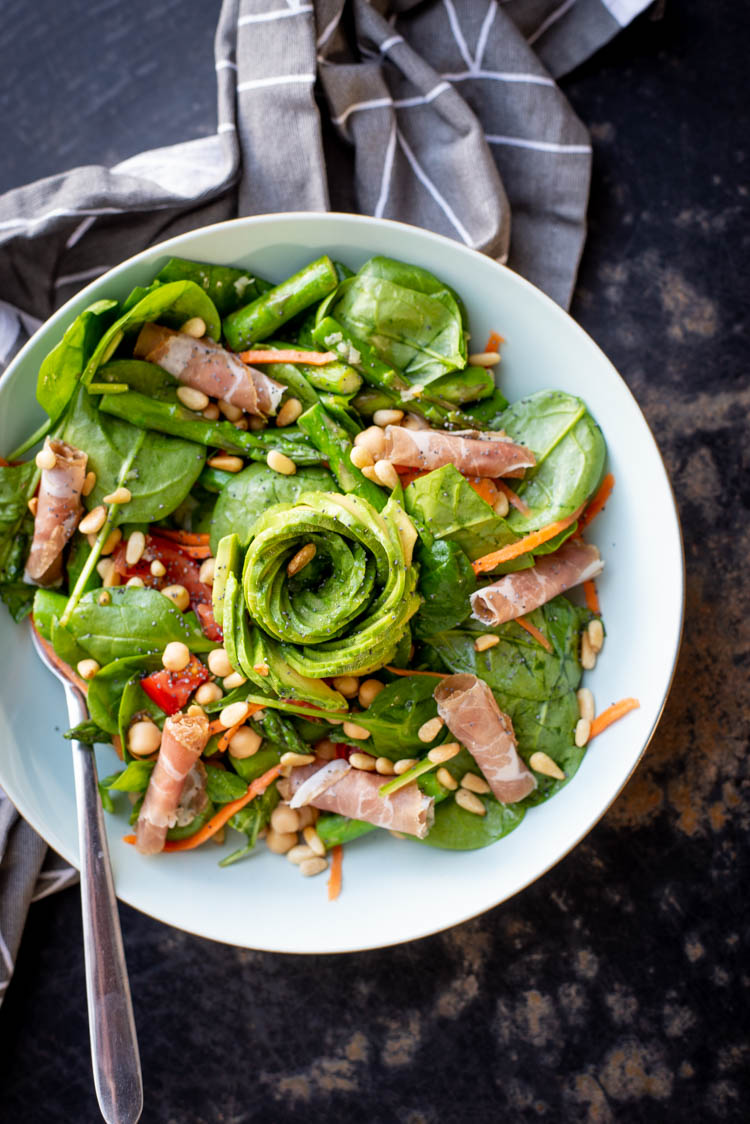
top-left (195, 601), bottom-right (223, 642)
top-left (141, 655), bottom-right (210, 716)
top-left (112, 532), bottom-right (218, 639)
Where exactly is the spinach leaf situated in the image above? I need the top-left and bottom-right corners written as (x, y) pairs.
top-left (50, 616), bottom-right (89, 667)
top-left (209, 461), bottom-right (335, 553)
top-left (87, 654), bottom-right (161, 735)
top-left (36, 299), bottom-right (119, 424)
top-left (205, 765), bottom-right (248, 804)
top-left (327, 677), bottom-right (443, 759)
top-left (99, 359), bottom-right (178, 399)
top-left (166, 802), bottom-right (216, 841)
top-left (498, 391), bottom-right (606, 533)
top-left (0, 461), bottom-right (37, 585)
top-left (100, 760), bottom-right (154, 793)
top-left (66, 535), bottom-right (102, 596)
top-left (64, 719), bottom-right (113, 746)
top-left (508, 694), bottom-right (584, 804)
top-left (117, 672), bottom-right (165, 761)
top-left (332, 256), bottom-right (467, 387)
top-left (412, 538), bottom-right (476, 639)
top-left (64, 384), bottom-right (206, 524)
top-left (154, 257), bottom-right (271, 318)
top-left (221, 785), bottom-right (280, 866)
top-left (404, 464), bottom-right (514, 561)
top-left (65, 588), bottom-right (214, 666)
top-left (0, 581), bottom-right (35, 622)
top-left (31, 589), bottom-right (68, 640)
top-left (229, 746), bottom-right (282, 782)
top-left (419, 795), bottom-right (525, 850)
top-left (460, 388), bottom-right (510, 430)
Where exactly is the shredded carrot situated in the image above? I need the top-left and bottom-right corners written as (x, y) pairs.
top-left (466, 476), bottom-right (500, 506)
top-left (583, 579), bottom-right (600, 614)
top-left (483, 331), bottom-right (504, 352)
top-left (162, 765), bottom-right (281, 852)
top-left (156, 529), bottom-right (211, 546)
top-left (472, 503), bottom-right (585, 574)
top-left (218, 719), bottom-right (245, 752)
top-left (515, 615), bottom-right (552, 652)
top-left (238, 349), bottom-right (337, 366)
top-left (207, 702), bottom-right (265, 748)
top-left (207, 718), bottom-right (225, 736)
top-left (496, 479), bottom-right (530, 516)
top-left (385, 665), bottom-right (445, 679)
top-left (589, 698), bottom-right (640, 740)
top-left (328, 844), bottom-right (343, 901)
top-left (578, 473), bottom-right (614, 531)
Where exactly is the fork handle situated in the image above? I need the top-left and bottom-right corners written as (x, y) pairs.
top-left (65, 683), bottom-right (143, 1124)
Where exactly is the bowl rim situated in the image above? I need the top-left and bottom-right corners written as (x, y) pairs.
top-left (0, 211), bottom-right (685, 951)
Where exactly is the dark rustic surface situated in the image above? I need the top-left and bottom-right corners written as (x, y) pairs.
top-left (1, 1), bottom-right (748, 1122)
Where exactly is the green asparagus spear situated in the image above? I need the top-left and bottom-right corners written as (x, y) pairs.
top-left (297, 402), bottom-right (386, 511)
top-left (98, 390), bottom-right (323, 465)
top-left (223, 256), bottom-right (339, 350)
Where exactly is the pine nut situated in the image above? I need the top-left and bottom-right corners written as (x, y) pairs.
top-left (350, 446), bottom-right (374, 469)
top-left (276, 397), bottom-right (303, 427)
top-left (436, 767), bottom-right (458, 791)
top-left (177, 385), bottom-right (210, 411)
top-left (575, 718), bottom-right (591, 748)
top-left (342, 721), bottom-right (370, 740)
top-left (195, 682), bottom-right (223, 705)
top-left (254, 662), bottom-right (270, 677)
top-left (360, 465), bottom-right (379, 483)
top-left (314, 738), bottom-right (337, 760)
top-left (287, 543), bottom-right (316, 577)
top-left (350, 752), bottom-right (377, 771)
top-left (208, 648), bottom-right (233, 678)
top-left (373, 408), bottom-right (404, 427)
top-left (474, 633), bottom-right (500, 652)
top-left (219, 700), bottom-right (250, 728)
top-left (218, 399), bottom-right (243, 422)
top-left (208, 454), bottom-right (244, 473)
top-left (353, 426), bottom-right (386, 458)
top-left (332, 675), bottom-right (359, 698)
top-left (271, 805), bottom-right (300, 835)
top-left (187, 704), bottom-right (205, 717)
top-left (202, 404), bottom-right (220, 421)
top-left (455, 788), bottom-right (486, 816)
top-left (27, 496), bottom-right (38, 516)
top-left (103, 486), bottom-right (132, 505)
top-left (100, 527), bottom-right (122, 556)
top-left (248, 416), bottom-right (266, 431)
top-left (303, 825), bottom-right (326, 856)
top-left (418, 716), bottom-right (444, 743)
top-left (402, 412), bottom-right (430, 430)
top-left (98, 591), bottom-right (111, 606)
top-left (577, 687), bottom-right (595, 721)
top-left (228, 726), bottom-right (262, 758)
top-left (300, 856), bottom-right (329, 877)
top-left (580, 631), bottom-right (597, 670)
top-left (266, 829), bottom-right (297, 855)
top-left (181, 316), bottom-right (207, 338)
top-left (162, 584), bottom-right (190, 611)
top-left (493, 492), bottom-right (510, 518)
top-left (428, 742), bottom-right (460, 765)
top-left (588, 619), bottom-right (604, 653)
top-left (79, 505), bottom-right (106, 534)
top-left (126, 575), bottom-right (144, 589)
top-left (358, 679), bottom-right (384, 708)
top-left (373, 460), bottom-right (400, 490)
top-left (287, 844), bottom-right (316, 865)
top-left (162, 641), bottom-right (190, 671)
top-left (296, 805), bottom-right (318, 828)
top-left (97, 558), bottom-right (121, 587)
top-left (35, 444), bottom-right (56, 471)
top-left (199, 557), bottom-right (215, 585)
top-left (234, 418), bottom-right (249, 431)
top-left (529, 751), bottom-right (566, 780)
top-left (125, 530), bottom-right (146, 566)
top-left (267, 450), bottom-right (296, 475)
top-left (81, 470), bottom-right (97, 496)
top-left (461, 772), bottom-right (491, 795)
top-left (76, 658), bottom-right (100, 681)
top-left (280, 752), bottom-right (316, 767)
top-left (223, 671), bottom-right (246, 690)
top-left (150, 559), bottom-right (166, 577)
top-left (375, 757), bottom-right (395, 775)
top-left (393, 758), bottom-right (417, 775)
top-left (468, 351), bottom-right (501, 367)
top-left (128, 720), bottom-right (162, 757)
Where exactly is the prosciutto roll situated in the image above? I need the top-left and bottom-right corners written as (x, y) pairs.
top-left (288, 761), bottom-right (434, 839)
top-left (135, 711), bottom-right (210, 854)
top-left (471, 540), bottom-right (604, 625)
top-left (434, 674), bottom-right (536, 804)
top-left (134, 323), bottom-right (284, 416)
top-left (376, 425), bottom-right (536, 478)
top-left (26, 439), bottom-right (88, 585)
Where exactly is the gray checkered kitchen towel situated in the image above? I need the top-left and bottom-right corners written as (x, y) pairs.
top-left (0, 0), bottom-right (651, 1002)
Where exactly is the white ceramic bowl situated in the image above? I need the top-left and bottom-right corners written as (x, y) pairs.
top-left (0, 214), bottom-right (683, 952)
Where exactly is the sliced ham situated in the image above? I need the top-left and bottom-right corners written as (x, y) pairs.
top-left (134, 323), bottom-right (284, 416)
top-left (434, 674), bottom-right (536, 804)
top-left (471, 540), bottom-right (604, 625)
top-left (26, 439), bottom-right (87, 585)
top-left (135, 711), bottom-right (210, 854)
top-left (376, 425), bottom-right (535, 478)
top-left (288, 760), bottom-right (434, 839)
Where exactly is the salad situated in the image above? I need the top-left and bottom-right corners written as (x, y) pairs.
top-left (0, 251), bottom-right (637, 890)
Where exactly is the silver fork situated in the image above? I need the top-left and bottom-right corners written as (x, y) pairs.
top-left (31, 628), bottom-right (143, 1124)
